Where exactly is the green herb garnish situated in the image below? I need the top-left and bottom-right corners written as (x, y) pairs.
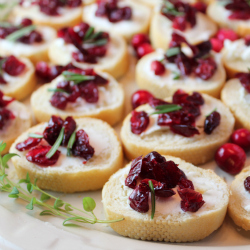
top-left (84, 27), bottom-right (94, 41)
top-left (161, 1), bottom-right (184, 17)
top-left (48, 88), bottom-right (68, 93)
top-left (46, 127), bottom-right (64, 158)
top-left (0, 141), bottom-right (123, 226)
top-left (67, 131), bottom-right (76, 156)
top-left (0, 22), bottom-right (13, 28)
top-left (62, 71), bottom-right (95, 84)
top-left (173, 72), bottom-right (181, 80)
top-left (6, 25), bottom-right (36, 42)
top-left (151, 104), bottom-right (182, 115)
top-left (166, 47), bottom-right (180, 57)
top-left (206, 108), bottom-right (217, 117)
top-left (148, 180), bottom-right (155, 219)
top-left (84, 38), bottom-right (108, 47)
top-left (28, 133), bottom-right (44, 139)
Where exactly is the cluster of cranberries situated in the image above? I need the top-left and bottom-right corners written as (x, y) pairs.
top-left (126, 151), bottom-right (204, 213)
top-left (20, 0), bottom-right (81, 16)
top-left (16, 116), bottom-right (94, 166)
top-left (0, 91), bottom-right (15, 130)
top-left (58, 22), bottom-right (109, 63)
top-left (161, 0), bottom-right (197, 31)
top-left (225, 0), bottom-right (250, 20)
top-left (0, 56), bottom-right (26, 84)
top-left (131, 34), bottom-right (154, 59)
top-left (95, 0), bottom-right (132, 23)
top-left (235, 71), bottom-right (250, 93)
top-left (0, 18), bottom-right (43, 44)
top-left (50, 68), bottom-right (108, 110)
top-left (151, 33), bottom-right (217, 80)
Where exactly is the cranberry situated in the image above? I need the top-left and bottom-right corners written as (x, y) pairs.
top-left (231, 128), bottom-right (250, 150)
top-left (194, 57), bottom-right (217, 80)
top-left (149, 97), bottom-right (169, 108)
top-left (151, 60), bottom-right (165, 75)
top-left (178, 178), bottom-right (194, 190)
top-left (36, 62), bottom-right (64, 82)
top-left (62, 116), bottom-right (76, 146)
top-left (210, 38), bottom-right (224, 53)
top-left (244, 176), bottom-right (250, 191)
top-left (80, 82), bottom-right (99, 103)
top-left (0, 76), bottom-right (6, 84)
top-left (0, 108), bottom-right (15, 129)
top-left (244, 35), bottom-right (250, 46)
top-left (130, 111), bottom-right (149, 134)
top-left (178, 188), bottom-right (205, 212)
top-left (20, 18), bottom-right (33, 27)
top-left (204, 111), bottom-right (221, 135)
top-left (18, 30), bottom-right (43, 44)
top-left (235, 72), bottom-right (250, 93)
top-left (50, 92), bottom-right (68, 110)
top-left (43, 116), bottom-right (64, 146)
top-left (170, 124), bottom-right (199, 137)
top-left (215, 143), bottom-right (246, 175)
top-left (131, 34), bottom-right (150, 49)
top-left (0, 91), bottom-right (14, 108)
top-left (71, 129), bottom-right (95, 160)
top-left (26, 145), bottom-right (60, 167)
top-left (216, 28), bottom-right (238, 42)
top-left (225, 0), bottom-right (250, 20)
top-left (16, 137), bottom-right (42, 151)
top-left (131, 90), bottom-right (153, 109)
top-left (192, 2), bottom-right (207, 13)
top-left (3, 56), bottom-right (26, 76)
top-left (136, 43), bottom-right (154, 59)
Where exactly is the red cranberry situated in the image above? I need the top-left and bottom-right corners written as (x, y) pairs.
top-left (16, 137), bottom-right (42, 151)
top-left (50, 92), bottom-right (68, 110)
top-left (131, 34), bottom-right (150, 49)
top-left (204, 111), bottom-right (221, 135)
top-left (0, 108), bottom-right (15, 129)
top-left (172, 16), bottom-right (186, 31)
top-left (178, 188), bottom-right (205, 212)
top-left (130, 111), bottom-right (149, 134)
top-left (151, 60), bottom-right (165, 75)
top-left (20, 18), bottom-right (33, 27)
top-left (170, 124), bottom-right (199, 137)
top-left (216, 28), bottom-right (238, 42)
top-left (0, 91), bottom-right (14, 108)
top-left (194, 57), bottom-right (217, 80)
top-left (215, 143), bottom-right (246, 175)
top-left (62, 116), bottom-right (76, 146)
top-left (210, 38), bottom-right (224, 53)
top-left (26, 145), bottom-right (60, 167)
top-left (136, 43), bottom-right (154, 59)
top-left (131, 90), bottom-right (153, 109)
top-left (244, 35), bottom-right (250, 46)
top-left (192, 2), bottom-right (207, 13)
top-left (225, 0), bottom-right (250, 20)
top-left (231, 128), bottom-right (250, 150)
top-left (244, 176), bottom-right (250, 191)
top-left (235, 72), bottom-right (250, 93)
top-left (79, 82), bottom-right (99, 103)
top-left (3, 56), bottom-right (26, 76)
top-left (178, 178), bottom-right (194, 190)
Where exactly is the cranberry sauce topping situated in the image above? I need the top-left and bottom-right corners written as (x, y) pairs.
top-left (225, 0), bottom-right (250, 20)
top-left (95, 0), bottom-right (132, 23)
top-left (58, 22), bottom-right (109, 64)
top-left (244, 176), bottom-right (250, 191)
top-left (16, 116), bottom-right (95, 166)
top-left (204, 110), bottom-right (221, 135)
top-left (20, 0), bottom-right (81, 16)
top-left (0, 18), bottom-right (43, 44)
top-left (235, 72), bottom-right (250, 93)
top-left (126, 152), bottom-right (203, 213)
top-left (245, 35), bottom-right (250, 46)
top-left (160, 33), bottom-right (217, 80)
top-left (49, 68), bottom-right (109, 110)
top-left (161, 0), bottom-right (197, 31)
top-left (130, 89), bottom-right (205, 137)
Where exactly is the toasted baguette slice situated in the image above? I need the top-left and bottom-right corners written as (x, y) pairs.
top-left (150, 11), bottom-right (217, 50)
top-left (228, 166), bottom-right (250, 231)
top-left (0, 57), bottom-right (36, 101)
top-left (103, 156), bottom-right (229, 242)
top-left (136, 51), bottom-right (226, 99)
top-left (10, 118), bottom-right (123, 193)
top-left (121, 94), bottom-right (235, 164)
top-left (221, 78), bottom-right (250, 129)
top-left (221, 39), bottom-right (250, 78)
top-left (207, 1), bottom-right (250, 37)
top-left (82, 0), bottom-right (151, 41)
top-left (1, 100), bottom-right (32, 155)
top-left (0, 26), bottom-right (57, 64)
top-left (48, 34), bottom-right (129, 79)
top-left (31, 71), bottom-right (124, 125)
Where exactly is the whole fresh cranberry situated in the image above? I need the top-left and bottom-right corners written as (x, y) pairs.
top-left (210, 38), bottom-right (224, 53)
top-left (3, 56), bottom-right (26, 76)
top-left (216, 28), bottom-right (238, 42)
top-left (131, 90), bottom-right (153, 109)
top-left (231, 128), bottom-right (250, 150)
top-left (244, 176), bottom-right (250, 191)
top-left (151, 60), bottom-right (165, 75)
top-left (136, 43), bottom-right (154, 59)
top-left (131, 34), bottom-right (150, 49)
top-left (215, 143), bottom-right (246, 175)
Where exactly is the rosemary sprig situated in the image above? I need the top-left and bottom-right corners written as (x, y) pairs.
top-left (151, 104), bottom-right (182, 115)
top-left (166, 47), bottom-right (180, 57)
top-left (46, 127), bottom-right (64, 158)
top-left (28, 133), bottom-right (44, 139)
top-left (0, 22), bottom-right (13, 28)
top-left (62, 71), bottom-right (95, 84)
top-left (148, 180), bottom-right (155, 219)
top-left (173, 72), bottom-right (181, 80)
top-left (0, 141), bottom-right (123, 226)
top-left (48, 88), bottom-right (69, 93)
top-left (6, 25), bottom-right (36, 42)
top-left (84, 27), bottom-right (94, 41)
top-left (161, 1), bottom-right (184, 17)
top-left (67, 131), bottom-right (76, 156)
top-left (84, 38), bottom-right (108, 47)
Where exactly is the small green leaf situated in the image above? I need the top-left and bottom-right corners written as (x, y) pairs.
top-left (2, 153), bottom-right (19, 168)
top-left (148, 180), bottom-right (155, 219)
top-left (84, 26), bottom-right (94, 40)
top-left (8, 186), bottom-right (19, 198)
top-left (54, 198), bottom-right (64, 209)
top-left (67, 131), bottom-right (76, 156)
top-left (2, 184), bottom-right (11, 189)
top-left (8, 194), bottom-right (19, 198)
top-left (0, 174), bottom-right (7, 181)
top-left (27, 183), bottom-right (33, 194)
top-left (28, 133), bottom-right (44, 139)
top-left (173, 72), bottom-right (181, 80)
top-left (26, 172), bottom-right (30, 183)
top-left (150, 104), bottom-right (182, 115)
top-left (0, 3), bottom-right (7, 9)
top-left (47, 88), bottom-right (68, 93)
top-left (6, 25), bottom-right (36, 42)
top-left (26, 197), bottom-right (36, 210)
top-left (40, 210), bottom-right (57, 216)
top-left (0, 142), bottom-right (6, 153)
top-left (87, 31), bottom-right (103, 41)
top-left (0, 22), bottom-right (13, 28)
top-left (40, 193), bottom-right (50, 202)
top-left (166, 47), bottom-right (180, 57)
top-left (83, 197), bottom-right (96, 212)
top-left (34, 178), bottom-right (38, 186)
top-left (46, 127), bottom-right (64, 159)
top-left (65, 203), bottom-right (73, 212)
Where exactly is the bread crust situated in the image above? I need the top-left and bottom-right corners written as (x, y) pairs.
top-left (221, 78), bottom-right (250, 129)
top-left (10, 118), bottom-right (123, 193)
top-left (30, 71), bottom-right (125, 125)
top-left (228, 166), bottom-right (250, 230)
top-left (102, 156), bottom-right (229, 242)
top-left (121, 94), bottom-right (235, 164)
top-left (136, 51), bottom-right (226, 99)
